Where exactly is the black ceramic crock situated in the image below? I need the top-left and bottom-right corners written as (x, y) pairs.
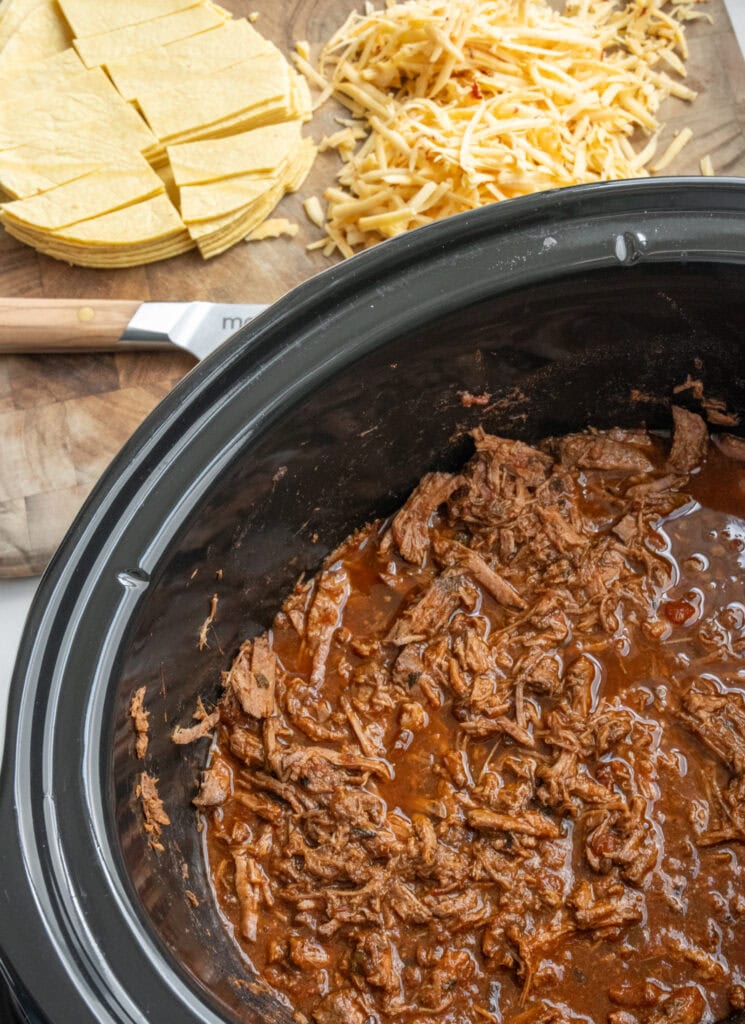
top-left (2, 178), bottom-right (745, 1024)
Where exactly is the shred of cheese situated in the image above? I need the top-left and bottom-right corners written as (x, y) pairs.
top-left (650, 126), bottom-right (692, 171)
top-left (303, 194), bottom-right (325, 227)
top-left (297, 0), bottom-right (707, 256)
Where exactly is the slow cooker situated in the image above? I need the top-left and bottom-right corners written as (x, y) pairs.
top-left (2, 178), bottom-right (745, 1023)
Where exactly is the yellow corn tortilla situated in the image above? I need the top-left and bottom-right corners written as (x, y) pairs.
top-left (58, 0), bottom-right (200, 38)
top-left (25, 243), bottom-right (194, 267)
top-left (0, 0), bottom-right (48, 48)
top-left (2, 220), bottom-right (195, 266)
top-left (136, 52), bottom-right (290, 142)
top-left (0, 0), bottom-right (49, 19)
top-left (1, 65), bottom-right (143, 123)
top-left (6, 215), bottom-right (190, 250)
top-left (162, 98), bottom-right (298, 148)
top-left (2, 191), bottom-right (192, 249)
top-left (178, 138), bottom-right (314, 223)
top-left (73, 3), bottom-right (227, 68)
top-left (185, 167), bottom-right (300, 245)
top-left (155, 161), bottom-right (179, 207)
top-left (138, 68), bottom-right (309, 151)
top-left (5, 219), bottom-right (189, 252)
top-left (291, 69), bottom-right (313, 121)
top-left (186, 203), bottom-right (250, 241)
top-left (169, 119), bottom-right (302, 187)
top-left (163, 17), bottom-right (270, 61)
top-left (180, 173), bottom-right (276, 224)
top-left (285, 136), bottom-right (317, 192)
top-left (188, 139), bottom-right (314, 257)
top-left (195, 179), bottom-right (288, 257)
top-left (58, 193), bottom-right (186, 245)
top-left (0, 47), bottom-right (87, 99)
top-left (0, 69), bottom-right (159, 156)
top-left (0, 111), bottom-right (158, 166)
top-left (107, 21), bottom-right (276, 102)
top-left (0, 0), bottom-right (316, 266)
top-left (0, 136), bottom-right (145, 198)
top-left (192, 183), bottom-right (283, 245)
top-left (0, 0), bottom-right (72, 73)
top-left (1, 158), bottom-right (163, 230)
top-left (0, 131), bottom-right (160, 174)
top-left (246, 217), bottom-right (298, 241)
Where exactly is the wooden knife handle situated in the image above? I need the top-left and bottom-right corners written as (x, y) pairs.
top-left (0, 297), bottom-right (143, 353)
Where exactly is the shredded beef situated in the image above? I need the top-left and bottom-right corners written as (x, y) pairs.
top-left (679, 686), bottom-right (745, 845)
top-left (714, 433), bottom-right (745, 461)
top-left (198, 592), bottom-right (219, 650)
top-left (130, 686), bottom-right (149, 759)
top-left (172, 708), bottom-right (220, 744)
top-left (387, 573), bottom-right (471, 644)
top-left (176, 415), bottom-right (745, 1024)
top-left (646, 988), bottom-right (706, 1024)
top-left (668, 407), bottom-right (708, 472)
top-left (392, 471), bottom-right (461, 564)
top-left (569, 879), bottom-right (644, 931)
top-left (224, 635), bottom-right (276, 718)
top-left (193, 761), bottom-right (231, 807)
top-left (559, 432), bottom-right (655, 472)
top-left (467, 807), bottom-right (561, 838)
top-left (437, 539), bottom-right (527, 608)
top-left (136, 772), bottom-right (170, 852)
top-left (306, 565), bottom-right (350, 686)
top-left (679, 689), bottom-right (745, 774)
top-left (312, 989), bottom-right (367, 1024)
top-left (232, 850), bottom-right (262, 941)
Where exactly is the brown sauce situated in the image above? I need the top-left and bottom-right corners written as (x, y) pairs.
top-left (187, 413), bottom-right (745, 1024)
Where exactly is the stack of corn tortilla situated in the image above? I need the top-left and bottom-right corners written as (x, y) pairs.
top-left (0, 0), bottom-right (315, 266)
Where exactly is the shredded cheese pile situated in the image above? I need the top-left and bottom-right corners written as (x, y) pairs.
top-left (296, 0), bottom-right (710, 257)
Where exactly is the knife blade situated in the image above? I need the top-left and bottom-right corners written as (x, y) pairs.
top-left (122, 301), bottom-right (268, 360)
top-left (0, 298), bottom-right (269, 360)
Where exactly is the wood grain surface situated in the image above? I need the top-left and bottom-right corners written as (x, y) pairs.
top-left (1, 0), bottom-right (745, 576)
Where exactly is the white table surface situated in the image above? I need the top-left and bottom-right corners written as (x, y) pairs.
top-left (730, 0), bottom-right (745, 49)
top-left (1, 0), bottom-right (744, 761)
top-left (0, 576), bottom-right (39, 759)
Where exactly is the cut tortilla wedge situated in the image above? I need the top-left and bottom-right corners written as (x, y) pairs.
top-left (107, 20), bottom-right (276, 102)
top-left (1, 192), bottom-right (194, 266)
top-left (0, 47), bottom-right (86, 100)
top-left (0, 0), bottom-right (48, 49)
top-left (2, 226), bottom-right (195, 266)
top-left (58, 0), bottom-right (201, 39)
top-left (178, 138), bottom-right (314, 223)
top-left (189, 137), bottom-right (316, 257)
top-left (169, 119), bottom-right (303, 187)
top-left (0, 107), bottom-right (159, 167)
top-left (0, 0), bottom-right (72, 72)
top-left (136, 51), bottom-right (290, 142)
top-left (73, 4), bottom-right (227, 68)
top-left (190, 179), bottom-right (287, 254)
top-left (1, 158), bottom-right (164, 230)
top-left (0, 137), bottom-right (150, 199)
top-left (180, 173), bottom-right (277, 224)
top-left (0, 66), bottom-right (158, 139)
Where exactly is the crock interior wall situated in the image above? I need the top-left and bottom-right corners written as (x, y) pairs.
top-left (110, 260), bottom-right (745, 1022)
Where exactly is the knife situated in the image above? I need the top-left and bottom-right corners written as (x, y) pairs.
top-left (0, 298), bottom-right (269, 360)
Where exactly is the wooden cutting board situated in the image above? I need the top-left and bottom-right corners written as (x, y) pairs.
top-left (2, 0), bottom-right (745, 576)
